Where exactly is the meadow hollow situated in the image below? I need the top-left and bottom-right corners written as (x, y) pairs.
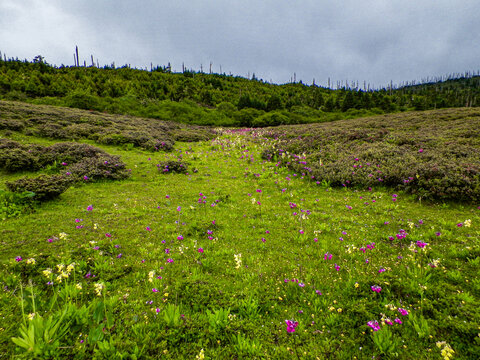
top-left (0, 98), bottom-right (479, 359)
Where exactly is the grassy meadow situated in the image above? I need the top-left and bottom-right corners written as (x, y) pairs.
top-left (0, 102), bottom-right (479, 359)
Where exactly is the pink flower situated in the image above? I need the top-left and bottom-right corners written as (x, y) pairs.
top-left (146, 226), bottom-right (151, 231)
top-left (15, 256), bottom-right (22, 262)
top-left (398, 308), bottom-right (409, 316)
top-left (87, 205), bottom-right (93, 211)
top-left (167, 258), bottom-right (174, 263)
top-left (371, 285), bottom-right (382, 293)
top-left (394, 318), bottom-right (402, 324)
top-left (177, 235), bottom-right (183, 241)
top-left (105, 233), bottom-right (111, 237)
top-left (197, 248), bottom-right (204, 253)
top-left (367, 320), bottom-right (380, 331)
top-left (285, 320), bottom-right (298, 333)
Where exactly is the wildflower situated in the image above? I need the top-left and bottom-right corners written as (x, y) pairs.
top-left (367, 320), bottom-right (380, 331)
top-left (416, 241), bottom-right (428, 248)
top-left (87, 205), bottom-right (93, 211)
top-left (66, 263), bottom-right (75, 273)
top-left (456, 223), bottom-right (463, 227)
top-left (105, 233), bottom-right (112, 238)
top-left (177, 235), bottom-right (183, 241)
top-left (167, 258), bottom-right (174, 263)
top-left (152, 288), bottom-right (159, 292)
top-left (76, 283), bottom-right (82, 290)
top-left (15, 256), bottom-right (23, 262)
top-left (398, 308), bottom-right (409, 316)
top-left (234, 253), bottom-right (242, 269)
top-left (198, 248), bottom-right (204, 253)
top-left (464, 219), bottom-right (471, 227)
top-left (59, 232), bottom-right (68, 240)
top-left (117, 253), bottom-right (122, 258)
top-left (394, 318), bottom-right (402, 324)
top-left (371, 285), bottom-right (382, 293)
top-left (354, 282), bottom-right (360, 288)
top-left (285, 319), bottom-right (298, 333)
top-left (298, 282), bottom-right (305, 287)
top-left (324, 252), bottom-right (332, 260)
top-left (334, 263), bottom-right (340, 271)
top-left (94, 282), bottom-right (104, 296)
top-left (27, 313), bottom-right (35, 321)
top-left (42, 268), bottom-right (52, 278)
top-left (195, 348), bottom-right (205, 360)
top-left (26, 258), bottom-right (36, 265)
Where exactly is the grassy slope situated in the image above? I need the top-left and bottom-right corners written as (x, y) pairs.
top-left (0, 104), bottom-right (479, 358)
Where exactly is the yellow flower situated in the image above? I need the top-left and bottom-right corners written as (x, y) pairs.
top-left (195, 348), bottom-right (205, 360)
top-left (66, 263), bottom-right (75, 273)
top-left (27, 313), bottom-right (35, 321)
top-left (76, 283), bottom-right (82, 290)
top-left (26, 258), bottom-right (36, 265)
top-left (94, 282), bottom-right (104, 296)
top-left (59, 232), bottom-right (68, 240)
top-left (337, 308), bottom-right (343, 313)
top-left (42, 268), bottom-right (52, 278)
top-left (464, 219), bottom-right (471, 227)
top-left (354, 282), bottom-right (359, 288)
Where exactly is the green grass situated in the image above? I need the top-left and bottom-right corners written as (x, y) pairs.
top-left (1, 130), bottom-right (479, 358)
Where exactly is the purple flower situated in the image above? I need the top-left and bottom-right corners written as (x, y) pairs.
top-left (394, 318), bottom-right (402, 324)
top-left (197, 248), bottom-right (204, 253)
top-left (116, 253), bottom-right (122, 258)
top-left (378, 268), bottom-right (386, 273)
top-left (334, 263), bottom-right (340, 271)
top-left (371, 285), bottom-right (382, 293)
top-left (298, 282), bottom-right (305, 287)
top-left (146, 226), bottom-right (151, 231)
top-left (87, 205), bottom-right (93, 211)
top-left (177, 235), bottom-right (183, 241)
top-left (105, 233), bottom-right (111, 238)
top-left (285, 319), bottom-right (298, 333)
top-left (167, 258), bottom-right (174, 263)
top-left (398, 308), bottom-right (409, 316)
top-left (416, 241), bottom-right (427, 248)
top-left (367, 320), bottom-right (380, 331)
top-left (15, 256), bottom-right (22, 262)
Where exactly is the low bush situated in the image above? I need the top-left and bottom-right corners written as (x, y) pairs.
top-left (5, 174), bottom-right (73, 201)
top-left (66, 155), bottom-right (130, 181)
top-left (157, 159), bottom-right (189, 174)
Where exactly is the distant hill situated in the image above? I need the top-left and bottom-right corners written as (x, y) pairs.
top-left (0, 57), bottom-right (478, 127)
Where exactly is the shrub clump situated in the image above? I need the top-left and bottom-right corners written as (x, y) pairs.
top-left (66, 155), bottom-right (130, 181)
top-left (6, 174), bottom-right (73, 201)
top-left (157, 160), bottom-right (189, 174)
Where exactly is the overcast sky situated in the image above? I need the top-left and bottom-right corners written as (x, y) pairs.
top-left (1, 0), bottom-right (479, 88)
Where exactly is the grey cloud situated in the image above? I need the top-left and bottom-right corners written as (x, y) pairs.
top-left (0, 0), bottom-right (479, 87)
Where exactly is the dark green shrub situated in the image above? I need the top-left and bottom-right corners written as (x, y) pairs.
top-left (6, 174), bottom-right (72, 201)
top-left (157, 160), bottom-right (188, 174)
top-left (0, 148), bottom-right (39, 172)
top-left (66, 155), bottom-right (130, 181)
